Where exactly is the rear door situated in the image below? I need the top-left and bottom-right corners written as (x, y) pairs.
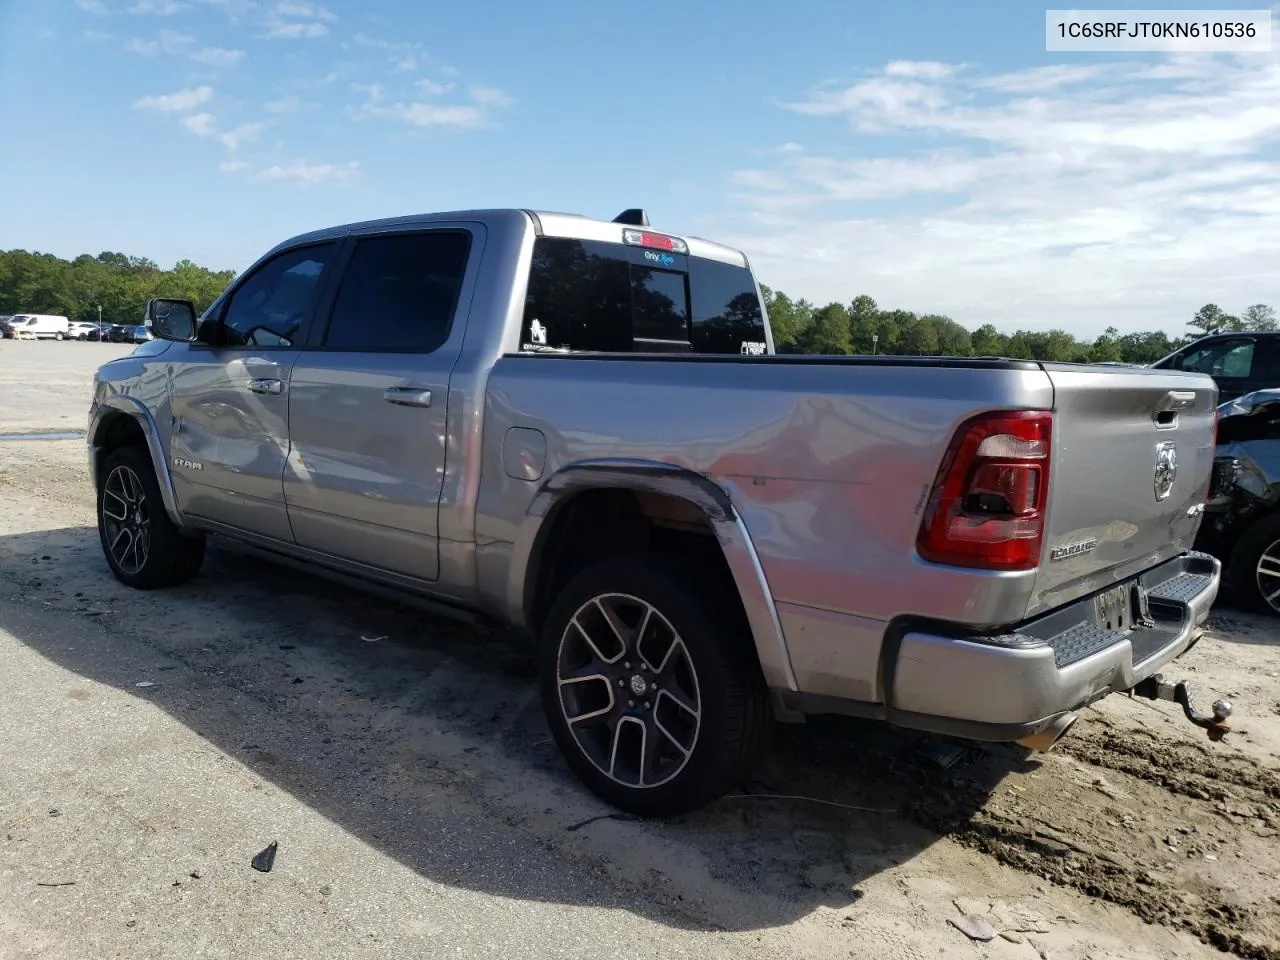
top-left (282, 224), bottom-right (482, 581)
top-left (1029, 364), bottom-right (1219, 616)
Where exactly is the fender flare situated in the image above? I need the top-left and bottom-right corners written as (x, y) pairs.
top-left (88, 396), bottom-right (185, 528)
top-left (509, 458), bottom-right (797, 692)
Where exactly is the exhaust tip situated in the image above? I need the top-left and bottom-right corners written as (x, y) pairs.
top-left (1015, 713), bottom-right (1078, 753)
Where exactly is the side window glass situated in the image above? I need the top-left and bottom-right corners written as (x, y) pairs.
top-left (522, 238), bottom-right (632, 352)
top-left (324, 232), bottom-right (471, 352)
top-left (221, 244), bottom-right (334, 347)
top-left (689, 258), bottom-right (767, 354)
top-left (1175, 341), bottom-right (1255, 378)
top-left (1218, 343), bottom-right (1255, 378)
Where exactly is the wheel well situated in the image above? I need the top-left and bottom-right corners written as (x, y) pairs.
top-left (93, 412), bottom-right (147, 483)
top-left (527, 488), bottom-right (747, 638)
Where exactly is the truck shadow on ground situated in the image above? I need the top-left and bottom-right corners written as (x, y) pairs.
top-left (0, 525), bottom-right (1039, 933)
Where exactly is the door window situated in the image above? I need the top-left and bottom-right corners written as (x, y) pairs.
top-left (1172, 339), bottom-right (1256, 379)
top-left (322, 231), bottom-right (471, 352)
top-left (221, 243), bottom-right (335, 348)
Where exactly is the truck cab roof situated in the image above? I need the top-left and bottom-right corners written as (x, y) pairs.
top-left (271, 208), bottom-right (750, 269)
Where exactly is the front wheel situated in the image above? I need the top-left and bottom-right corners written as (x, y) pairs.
top-left (1228, 512), bottom-right (1280, 616)
top-left (97, 445), bottom-right (206, 589)
top-left (539, 554), bottom-right (771, 818)
top-left (54, 332), bottom-right (64, 341)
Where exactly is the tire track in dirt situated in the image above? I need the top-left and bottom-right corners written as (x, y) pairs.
top-left (897, 722), bottom-right (1280, 960)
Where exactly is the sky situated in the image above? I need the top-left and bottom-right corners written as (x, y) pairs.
top-left (1, 0), bottom-right (1278, 339)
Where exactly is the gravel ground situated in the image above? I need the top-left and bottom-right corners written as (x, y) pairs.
top-left (0, 339), bottom-right (1277, 960)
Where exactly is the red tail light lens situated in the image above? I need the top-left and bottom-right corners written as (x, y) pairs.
top-left (916, 410), bottom-right (1053, 571)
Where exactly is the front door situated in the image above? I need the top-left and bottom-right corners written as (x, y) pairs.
top-left (283, 227), bottom-right (478, 581)
top-left (169, 242), bottom-right (339, 543)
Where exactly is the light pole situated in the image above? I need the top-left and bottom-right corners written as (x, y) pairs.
top-left (97, 304), bottom-right (102, 325)
top-left (872, 333), bottom-right (879, 355)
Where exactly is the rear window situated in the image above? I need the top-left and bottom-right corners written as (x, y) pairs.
top-left (521, 237), bottom-right (766, 354)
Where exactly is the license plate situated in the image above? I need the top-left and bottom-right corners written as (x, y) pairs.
top-left (1095, 583), bottom-right (1130, 631)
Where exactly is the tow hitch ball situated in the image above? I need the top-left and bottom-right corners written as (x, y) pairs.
top-left (1130, 674), bottom-right (1233, 742)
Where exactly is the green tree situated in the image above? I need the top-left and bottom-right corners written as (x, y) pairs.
top-left (1088, 326), bottom-right (1123, 363)
top-left (900, 317), bottom-right (939, 355)
top-left (797, 302), bottom-right (852, 354)
top-left (1189, 303), bottom-right (1228, 334)
top-left (971, 323), bottom-right (1007, 357)
top-left (848, 294), bottom-right (879, 353)
top-left (1242, 304), bottom-right (1277, 332)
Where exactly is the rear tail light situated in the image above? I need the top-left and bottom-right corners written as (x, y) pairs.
top-left (916, 410), bottom-right (1053, 571)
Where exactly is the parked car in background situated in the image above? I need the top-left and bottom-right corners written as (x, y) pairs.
top-left (0, 316), bottom-right (15, 338)
top-left (106, 324), bottom-right (133, 343)
top-left (1195, 388), bottom-right (1280, 615)
top-left (87, 206), bottom-right (1226, 816)
top-left (132, 324), bottom-right (153, 344)
top-left (1151, 331), bottom-right (1280, 404)
top-left (9, 313), bottom-right (71, 340)
top-left (71, 321), bottom-right (100, 340)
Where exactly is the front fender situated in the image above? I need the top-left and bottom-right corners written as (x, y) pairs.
top-left (88, 394), bottom-right (185, 528)
top-left (507, 459), bottom-right (798, 692)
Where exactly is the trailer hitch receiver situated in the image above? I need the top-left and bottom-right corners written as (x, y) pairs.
top-left (1130, 674), bottom-right (1232, 742)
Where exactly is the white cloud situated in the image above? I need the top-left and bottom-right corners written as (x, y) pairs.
top-left (125, 27), bottom-right (193, 55)
top-left (219, 158), bottom-right (251, 173)
top-left (264, 95), bottom-right (302, 114)
top-left (218, 121), bottom-right (265, 152)
top-left (83, 29), bottom-right (114, 41)
top-left (395, 54), bottom-right (417, 71)
top-left (75, 0), bottom-right (108, 13)
top-left (387, 102), bottom-right (486, 127)
top-left (255, 159), bottom-right (359, 186)
top-left (181, 111), bottom-right (217, 135)
top-left (883, 60), bottom-right (957, 79)
top-left (133, 84), bottom-right (213, 110)
top-left (468, 85), bottom-right (512, 107)
top-left (263, 0), bottom-right (334, 38)
top-left (264, 20), bottom-right (328, 39)
top-left (416, 78), bottom-right (455, 96)
top-left (275, 0), bottom-right (335, 20)
top-left (351, 81), bottom-right (506, 129)
top-left (192, 46), bottom-right (244, 66)
top-left (128, 0), bottom-right (189, 13)
top-left (729, 55), bottom-right (1280, 337)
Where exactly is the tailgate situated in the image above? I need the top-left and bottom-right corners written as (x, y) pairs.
top-left (1028, 364), bottom-right (1218, 617)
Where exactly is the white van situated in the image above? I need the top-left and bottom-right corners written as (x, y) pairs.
top-left (10, 314), bottom-right (71, 340)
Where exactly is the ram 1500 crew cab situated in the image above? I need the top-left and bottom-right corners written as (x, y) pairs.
top-left (88, 207), bottom-right (1226, 816)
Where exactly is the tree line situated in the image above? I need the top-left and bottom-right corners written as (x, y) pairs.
top-left (763, 286), bottom-right (1277, 365)
top-left (0, 246), bottom-right (1273, 364)
top-left (0, 249), bottom-right (234, 326)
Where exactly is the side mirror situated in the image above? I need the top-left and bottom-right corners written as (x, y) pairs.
top-left (145, 298), bottom-right (198, 342)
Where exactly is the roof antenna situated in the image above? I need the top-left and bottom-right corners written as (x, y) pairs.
top-left (612, 209), bottom-right (650, 227)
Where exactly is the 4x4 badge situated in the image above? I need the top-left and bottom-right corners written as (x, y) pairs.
top-left (1154, 441), bottom-right (1177, 501)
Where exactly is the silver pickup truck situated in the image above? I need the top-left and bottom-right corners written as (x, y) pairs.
top-left (88, 207), bottom-right (1228, 817)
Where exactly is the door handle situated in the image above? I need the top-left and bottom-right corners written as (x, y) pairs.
top-left (384, 387), bottom-right (432, 408)
top-left (249, 378), bottom-right (284, 395)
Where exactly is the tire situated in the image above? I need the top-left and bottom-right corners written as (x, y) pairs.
top-left (54, 332), bottom-right (64, 341)
top-left (1227, 512), bottom-right (1280, 616)
top-left (97, 444), bottom-right (205, 589)
top-left (539, 554), bottom-right (771, 817)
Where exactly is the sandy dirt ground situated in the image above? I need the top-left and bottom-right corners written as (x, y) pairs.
top-left (0, 339), bottom-right (1277, 959)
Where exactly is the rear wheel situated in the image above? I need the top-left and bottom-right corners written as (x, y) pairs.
top-left (539, 554), bottom-right (771, 817)
top-left (97, 445), bottom-right (205, 589)
top-left (1228, 513), bottom-right (1280, 616)
top-left (54, 331), bottom-right (64, 341)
